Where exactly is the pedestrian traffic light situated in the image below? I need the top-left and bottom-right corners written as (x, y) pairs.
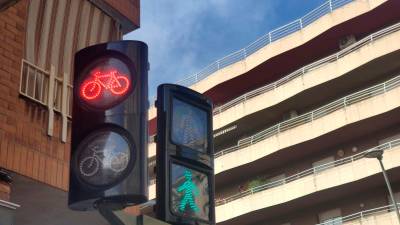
top-left (68, 41), bottom-right (149, 211)
top-left (156, 84), bottom-right (215, 225)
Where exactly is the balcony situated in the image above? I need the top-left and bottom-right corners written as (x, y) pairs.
top-left (215, 139), bottom-right (400, 223)
top-left (149, 141), bottom-right (156, 158)
top-left (212, 22), bottom-right (400, 131)
top-left (147, 21), bottom-right (400, 153)
top-left (147, 140), bottom-right (400, 222)
top-left (148, 0), bottom-right (392, 123)
top-left (317, 204), bottom-right (400, 225)
top-left (184, 0), bottom-right (385, 94)
top-left (215, 74), bottom-right (400, 174)
top-left (149, 179), bottom-right (156, 200)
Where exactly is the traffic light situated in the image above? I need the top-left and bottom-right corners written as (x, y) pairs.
top-left (68, 41), bottom-right (148, 211)
top-left (156, 84), bottom-right (215, 225)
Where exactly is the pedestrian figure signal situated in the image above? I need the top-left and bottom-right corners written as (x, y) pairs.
top-left (178, 170), bottom-right (200, 212)
top-left (171, 164), bottom-right (209, 221)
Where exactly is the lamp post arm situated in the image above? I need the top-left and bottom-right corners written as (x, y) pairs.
top-left (378, 158), bottom-right (400, 223)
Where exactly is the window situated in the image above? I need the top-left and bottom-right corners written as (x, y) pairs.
top-left (379, 133), bottom-right (400, 145)
top-left (321, 217), bottom-right (342, 225)
top-left (319, 208), bottom-right (342, 225)
top-left (313, 156), bottom-right (335, 173)
top-left (267, 174), bottom-right (286, 186)
top-left (282, 110), bottom-right (298, 120)
top-left (387, 191), bottom-right (400, 205)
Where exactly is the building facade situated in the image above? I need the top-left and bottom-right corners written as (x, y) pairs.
top-left (0, 0), bottom-right (139, 224)
top-left (148, 0), bottom-right (400, 224)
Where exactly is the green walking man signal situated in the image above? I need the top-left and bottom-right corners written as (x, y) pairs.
top-left (178, 170), bottom-right (200, 212)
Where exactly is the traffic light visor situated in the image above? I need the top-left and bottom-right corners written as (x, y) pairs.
top-left (79, 56), bottom-right (134, 109)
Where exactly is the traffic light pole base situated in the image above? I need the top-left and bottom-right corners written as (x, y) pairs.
top-left (97, 202), bottom-right (170, 225)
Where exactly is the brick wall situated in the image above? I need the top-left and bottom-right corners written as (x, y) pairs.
top-left (0, 0), bottom-right (70, 192)
top-left (0, 181), bottom-right (10, 201)
top-left (104, 0), bottom-right (140, 27)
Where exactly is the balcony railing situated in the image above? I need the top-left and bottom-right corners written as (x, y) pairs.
top-left (212, 22), bottom-right (400, 116)
top-left (19, 59), bottom-right (73, 142)
top-left (176, 0), bottom-right (354, 87)
top-left (316, 203), bottom-right (400, 225)
top-left (214, 74), bottom-right (400, 158)
top-left (148, 0), bottom-right (356, 105)
top-left (215, 139), bottom-right (400, 206)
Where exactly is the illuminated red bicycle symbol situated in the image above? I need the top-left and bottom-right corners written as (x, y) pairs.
top-left (80, 70), bottom-right (130, 100)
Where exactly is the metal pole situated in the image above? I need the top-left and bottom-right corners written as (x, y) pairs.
top-left (377, 156), bottom-right (400, 223)
top-left (97, 202), bottom-right (126, 225)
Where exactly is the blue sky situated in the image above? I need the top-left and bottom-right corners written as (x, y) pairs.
top-left (124, 0), bottom-right (326, 98)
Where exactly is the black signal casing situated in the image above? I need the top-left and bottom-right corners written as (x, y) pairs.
top-left (156, 84), bottom-right (215, 225)
top-left (68, 41), bottom-right (148, 211)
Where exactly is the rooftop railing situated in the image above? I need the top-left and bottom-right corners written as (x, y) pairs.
top-left (149, 0), bottom-right (356, 105)
top-left (215, 138), bottom-right (400, 206)
top-left (212, 22), bottom-right (400, 116)
top-left (214, 74), bottom-right (400, 158)
top-left (316, 203), bottom-right (400, 225)
top-left (176, 0), bottom-right (354, 87)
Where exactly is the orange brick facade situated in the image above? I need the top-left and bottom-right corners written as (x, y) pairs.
top-left (0, 181), bottom-right (10, 201)
top-left (0, 0), bottom-right (70, 196)
top-left (105, 0), bottom-right (140, 26)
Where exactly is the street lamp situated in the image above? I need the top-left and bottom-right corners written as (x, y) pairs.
top-left (364, 148), bottom-right (400, 222)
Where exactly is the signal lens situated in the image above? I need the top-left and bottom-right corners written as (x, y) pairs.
top-left (75, 129), bottom-right (133, 187)
top-left (171, 163), bottom-right (210, 221)
top-left (78, 57), bottom-right (133, 109)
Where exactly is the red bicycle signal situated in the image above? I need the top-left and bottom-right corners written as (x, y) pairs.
top-left (80, 70), bottom-right (131, 101)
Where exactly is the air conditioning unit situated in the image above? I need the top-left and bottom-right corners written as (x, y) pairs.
top-left (339, 35), bottom-right (356, 49)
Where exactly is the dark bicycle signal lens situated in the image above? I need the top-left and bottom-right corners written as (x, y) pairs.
top-left (78, 56), bottom-right (134, 109)
top-left (74, 129), bottom-right (134, 187)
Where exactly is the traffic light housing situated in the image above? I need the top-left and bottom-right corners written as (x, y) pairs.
top-left (156, 84), bottom-right (215, 225)
top-left (69, 41), bottom-right (148, 211)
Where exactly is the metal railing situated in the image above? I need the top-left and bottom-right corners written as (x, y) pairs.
top-left (317, 203), bottom-right (400, 225)
top-left (215, 139), bottom-right (400, 206)
top-left (214, 74), bottom-right (400, 158)
top-left (175, 0), bottom-right (354, 87)
top-left (212, 22), bottom-right (400, 115)
top-left (19, 59), bottom-right (72, 142)
top-left (20, 60), bottom-right (50, 106)
top-left (148, 0), bottom-right (356, 105)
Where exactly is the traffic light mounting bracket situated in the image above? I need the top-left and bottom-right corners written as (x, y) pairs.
top-left (97, 202), bottom-right (171, 225)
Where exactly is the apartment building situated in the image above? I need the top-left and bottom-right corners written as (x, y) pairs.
top-left (0, 0), bottom-right (140, 224)
top-left (148, 0), bottom-right (400, 224)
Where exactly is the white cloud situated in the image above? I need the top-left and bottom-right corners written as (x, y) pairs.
top-left (124, 0), bottom-right (277, 96)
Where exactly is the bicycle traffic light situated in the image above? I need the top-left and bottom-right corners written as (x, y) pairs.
top-left (68, 41), bottom-right (148, 211)
top-left (156, 84), bottom-right (215, 225)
